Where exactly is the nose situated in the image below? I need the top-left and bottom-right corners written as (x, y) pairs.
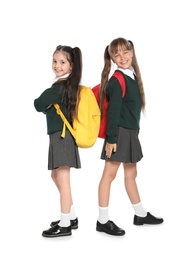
top-left (55, 63), bottom-right (60, 68)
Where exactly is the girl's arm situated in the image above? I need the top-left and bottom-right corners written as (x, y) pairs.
top-left (34, 88), bottom-right (58, 113)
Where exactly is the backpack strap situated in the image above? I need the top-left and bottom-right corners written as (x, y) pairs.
top-left (112, 71), bottom-right (126, 97)
top-left (53, 104), bottom-right (75, 139)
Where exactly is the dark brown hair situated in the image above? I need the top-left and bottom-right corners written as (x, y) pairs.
top-left (53, 45), bottom-right (82, 119)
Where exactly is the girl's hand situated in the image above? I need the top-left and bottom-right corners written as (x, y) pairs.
top-left (105, 142), bottom-right (117, 158)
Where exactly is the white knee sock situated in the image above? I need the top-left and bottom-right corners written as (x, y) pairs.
top-left (98, 206), bottom-right (109, 224)
top-left (60, 213), bottom-right (71, 227)
top-left (132, 202), bottom-right (147, 217)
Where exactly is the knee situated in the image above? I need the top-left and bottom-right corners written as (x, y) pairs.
top-left (124, 171), bottom-right (137, 182)
top-left (103, 172), bottom-right (116, 183)
top-left (123, 163), bottom-right (137, 180)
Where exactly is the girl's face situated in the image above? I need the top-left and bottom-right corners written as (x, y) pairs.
top-left (112, 46), bottom-right (133, 69)
top-left (52, 51), bottom-right (72, 77)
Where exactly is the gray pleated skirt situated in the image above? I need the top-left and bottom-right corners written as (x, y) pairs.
top-left (48, 130), bottom-right (81, 170)
top-left (101, 127), bottom-right (143, 163)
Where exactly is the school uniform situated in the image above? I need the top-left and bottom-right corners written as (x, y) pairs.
top-left (101, 68), bottom-right (143, 163)
top-left (34, 80), bottom-right (81, 170)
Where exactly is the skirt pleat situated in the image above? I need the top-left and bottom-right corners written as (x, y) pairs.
top-left (101, 127), bottom-right (143, 163)
top-left (48, 130), bottom-right (81, 170)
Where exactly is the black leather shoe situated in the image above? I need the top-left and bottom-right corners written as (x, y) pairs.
top-left (50, 218), bottom-right (78, 229)
top-left (133, 212), bottom-right (164, 225)
top-left (42, 224), bottom-right (72, 238)
top-left (96, 220), bottom-right (125, 236)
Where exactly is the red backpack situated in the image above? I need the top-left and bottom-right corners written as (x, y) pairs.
top-left (92, 71), bottom-right (126, 138)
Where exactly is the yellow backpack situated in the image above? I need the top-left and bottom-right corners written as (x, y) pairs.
top-left (54, 85), bottom-right (101, 148)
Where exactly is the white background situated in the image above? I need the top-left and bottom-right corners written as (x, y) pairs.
top-left (0, 0), bottom-right (180, 259)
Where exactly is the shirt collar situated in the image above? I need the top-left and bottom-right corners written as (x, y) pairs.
top-left (53, 73), bottom-right (70, 83)
top-left (117, 67), bottom-right (135, 80)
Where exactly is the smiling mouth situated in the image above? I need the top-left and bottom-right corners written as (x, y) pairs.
top-left (120, 61), bottom-right (128, 65)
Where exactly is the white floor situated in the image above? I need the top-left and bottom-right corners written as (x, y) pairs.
top-left (1, 138), bottom-right (180, 260)
top-left (1, 1), bottom-right (181, 259)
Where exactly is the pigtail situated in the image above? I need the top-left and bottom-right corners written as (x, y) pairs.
top-left (100, 45), bottom-right (112, 118)
top-left (128, 40), bottom-right (146, 111)
top-left (71, 47), bottom-right (82, 87)
top-left (71, 47), bottom-right (82, 119)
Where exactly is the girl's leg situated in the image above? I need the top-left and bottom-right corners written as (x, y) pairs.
top-left (96, 161), bottom-right (125, 236)
top-left (123, 162), bottom-right (147, 217)
top-left (51, 167), bottom-right (73, 212)
top-left (51, 168), bottom-right (78, 228)
top-left (42, 166), bottom-right (73, 237)
top-left (123, 162), bottom-right (164, 225)
top-left (123, 162), bottom-right (141, 204)
top-left (51, 166), bottom-right (73, 227)
top-left (98, 161), bottom-right (120, 207)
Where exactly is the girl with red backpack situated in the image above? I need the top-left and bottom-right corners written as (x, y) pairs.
top-left (96, 38), bottom-right (164, 236)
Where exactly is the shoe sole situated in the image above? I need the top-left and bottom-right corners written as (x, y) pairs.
top-left (134, 222), bottom-right (163, 225)
top-left (96, 227), bottom-right (125, 236)
top-left (42, 232), bottom-right (72, 238)
top-left (134, 220), bottom-right (164, 225)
